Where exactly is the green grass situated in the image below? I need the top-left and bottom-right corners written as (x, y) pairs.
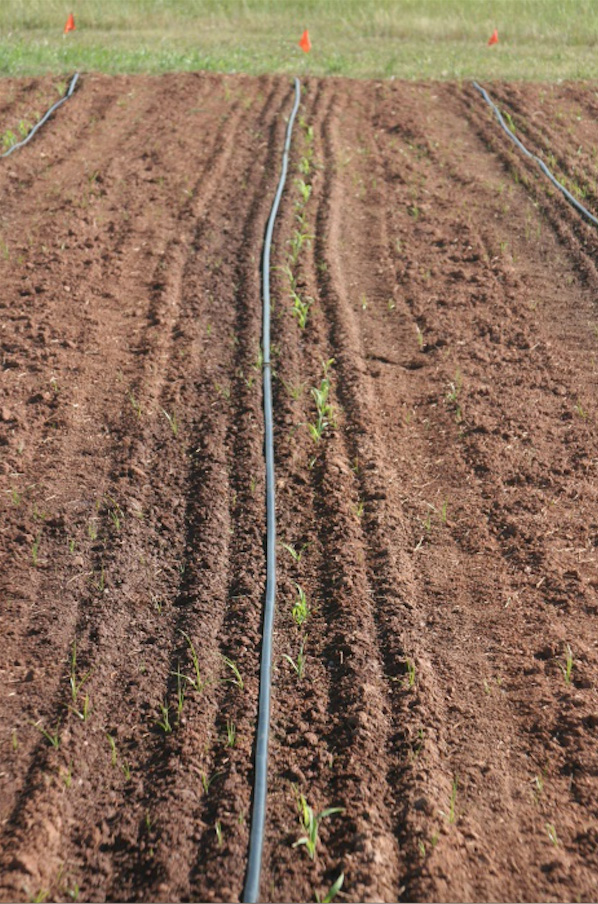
top-left (0, 0), bottom-right (597, 79)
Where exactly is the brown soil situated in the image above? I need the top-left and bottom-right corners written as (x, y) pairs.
top-left (1, 72), bottom-right (598, 903)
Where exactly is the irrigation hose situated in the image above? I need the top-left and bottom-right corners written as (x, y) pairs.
top-left (1, 72), bottom-right (79, 159)
top-left (473, 81), bottom-right (598, 229)
top-left (243, 76), bottom-right (301, 904)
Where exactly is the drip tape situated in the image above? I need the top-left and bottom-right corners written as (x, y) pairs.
top-left (2, 72), bottom-right (79, 159)
top-left (473, 81), bottom-right (598, 229)
top-left (242, 77), bottom-right (301, 904)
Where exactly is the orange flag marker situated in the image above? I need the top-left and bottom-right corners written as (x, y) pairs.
top-left (64, 13), bottom-right (76, 34)
top-left (299, 29), bottom-right (311, 53)
top-left (487, 28), bottom-right (498, 46)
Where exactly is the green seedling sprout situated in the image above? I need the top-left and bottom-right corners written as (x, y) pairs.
top-left (293, 792), bottom-right (344, 860)
top-left (222, 655), bottom-right (244, 690)
top-left (180, 631), bottom-right (209, 693)
top-left (283, 642), bottom-right (307, 680)
top-left (156, 702), bottom-right (172, 734)
top-left (225, 717), bottom-right (236, 748)
top-left (31, 720), bottom-right (60, 749)
top-left (316, 873), bottom-right (344, 904)
top-left (69, 641), bottom-right (93, 704)
top-left (292, 584), bottom-right (309, 627)
top-left (162, 408), bottom-right (179, 436)
top-left (560, 645), bottom-right (574, 685)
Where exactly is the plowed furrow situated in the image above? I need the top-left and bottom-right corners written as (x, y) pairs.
top-left (370, 81), bottom-right (598, 901)
top-left (0, 76), bottom-right (293, 903)
top-left (0, 78), bottom-right (251, 869)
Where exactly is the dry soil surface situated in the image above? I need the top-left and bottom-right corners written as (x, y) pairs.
top-left (2, 72), bottom-right (598, 903)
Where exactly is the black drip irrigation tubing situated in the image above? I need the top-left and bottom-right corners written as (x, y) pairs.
top-left (473, 81), bottom-right (598, 229)
top-left (243, 76), bottom-right (301, 904)
top-left (1, 72), bottom-right (79, 159)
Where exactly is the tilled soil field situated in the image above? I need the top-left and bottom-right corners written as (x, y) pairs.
top-left (2, 72), bottom-right (598, 903)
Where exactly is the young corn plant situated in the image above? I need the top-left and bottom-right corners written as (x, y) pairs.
top-left (106, 733), bottom-right (118, 767)
top-left (290, 288), bottom-right (313, 329)
top-left (68, 693), bottom-right (91, 722)
top-left (292, 584), bottom-right (309, 627)
top-left (69, 641), bottom-right (93, 705)
top-left (156, 702), bottom-right (172, 734)
top-left (162, 408), bottom-right (179, 437)
top-left (560, 645), bottom-right (574, 685)
top-left (283, 642), bottom-right (307, 680)
top-left (309, 360), bottom-right (336, 443)
top-left (175, 668), bottom-right (186, 722)
top-left (316, 873), bottom-right (344, 904)
top-left (32, 721), bottom-right (60, 749)
top-left (180, 630), bottom-right (209, 694)
top-left (222, 655), bottom-right (244, 690)
top-left (293, 792), bottom-right (344, 860)
top-left (287, 226), bottom-right (314, 267)
top-left (281, 541), bottom-right (309, 564)
top-left (225, 718), bottom-right (236, 748)
top-left (294, 178), bottom-right (312, 205)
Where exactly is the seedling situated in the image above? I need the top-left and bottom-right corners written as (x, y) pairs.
top-left (293, 792), bottom-right (344, 860)
top-left (405, 658), bottom-right (416, 688)
top-left (533, 773), bottom-right (544, 804)
top-left (107, 733), bottom-right (118, 766)
top-left (440, 776), bottom-right (458, 824)
top-left (60, 762), bottom-right (73, 788)
top-left (11, 729), bottom-right (18, 751)
top-left (502, 109), bottom-right (517, 133)
top-left (290, 289), bottom-right (313, 329)
top-left (283, 643), bottom-right (306, 680)
top-left (121, 760), bottom-right (131, 781)
top-left (32, 721), bottom-right (60, 749)
top-left (281, 541), bottom-right (308, 563)
top-left (560, 645), bottom-right (574, 685)
top-left (128, 392), bottom-right (141, 417)
top-left (215, 820), bottom-right (223, 847)
top-left (105, 495), bottom-right (123, 532)
top-left (316, 873), bottom-right (344, 904)
top-left (68, 693), bottom-right (90, 722)
top-left (200, 770), bottom-right (223, 794)
top-left (175, 668), bottom-right (186, 721)
top-left (225, 718), bottom-right (236, 748)
top-left (416, 325), bottom-right (424, 349)
top-left (93, 566), bottom-right (106, 593)
top-left (162, 408), bottom-right (179, 436)
top-left (292, 584), bottom-right (309, 627)
top-left (446, 370), bottom-right (462, 404)
top-left (546, 822), bottom-right (559, 846)
top-left (279, 377), bottom-right (305, 401)
top-left (309, 367), bottom-right (336, 443)
top-left (69, 641), bottom-right (93, 704)
top-left (156, 702), bottom-right (172, 734)
top-left (222, 655), bottom-right (244, 690)
top-left (287, 226), bottom-right (314, 266)
top-left (294, 178), bottom-right (312, 204)
top-left (180, 631), bottom-right (209, 694)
